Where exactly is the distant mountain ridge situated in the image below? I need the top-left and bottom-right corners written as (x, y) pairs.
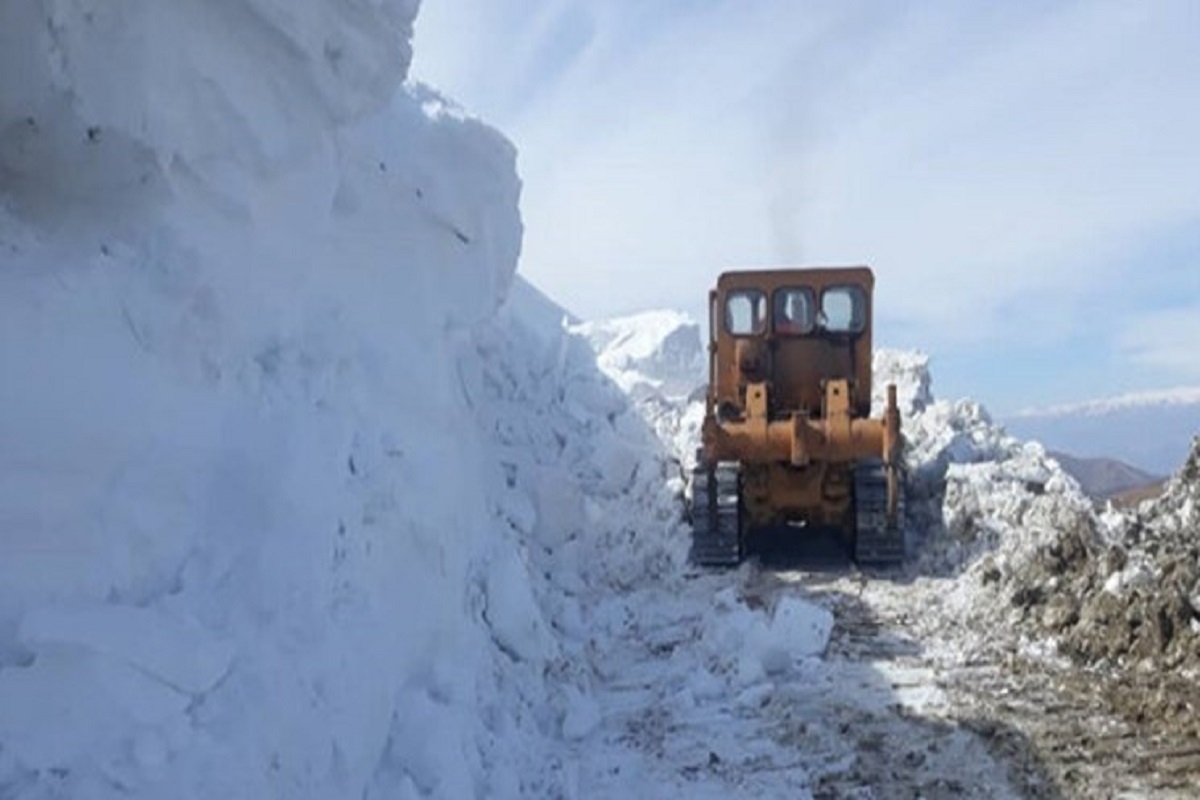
top-left (1047, 451), bottom-right (1163, 500)
top-left (1004, 390), bottom-right (1200, 475)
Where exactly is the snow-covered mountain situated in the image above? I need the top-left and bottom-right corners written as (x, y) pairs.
top-left (1004, 389), bottom-right (1200, 475)
top-left (572, 310), bottom-right (706, 400)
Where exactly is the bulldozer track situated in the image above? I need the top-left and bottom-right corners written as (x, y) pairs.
top-left (690, 463), bottom-right (741, 567)
top-left (853, 461), bottom-right (905, 566)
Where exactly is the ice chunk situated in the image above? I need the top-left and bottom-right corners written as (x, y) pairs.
top-left (483, 550), bottom-right (554, 663)
top-left (0, 648), bottom-right (189, 768)
top-left (560, 686), bottom-right (601, 741)
top-left (20, 603), bottom-right (234, 695)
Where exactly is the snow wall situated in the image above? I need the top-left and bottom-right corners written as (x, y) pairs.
top-left (0, 2), bottom-right (681, 797)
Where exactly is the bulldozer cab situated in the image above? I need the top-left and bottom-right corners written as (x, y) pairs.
top-left (708, 267), bottom-right (875, 422)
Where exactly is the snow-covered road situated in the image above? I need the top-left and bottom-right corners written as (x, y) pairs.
top-left (567, 552), bottom-right (1200, 798)
top-left (567, 562), bottom-right (1018, 799)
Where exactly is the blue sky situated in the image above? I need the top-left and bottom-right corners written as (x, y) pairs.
top-left (412, 0), bottom-right (1200, 413)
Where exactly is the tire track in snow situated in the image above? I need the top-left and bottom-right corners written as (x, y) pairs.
top-left (568, 564), bottom-right (1027, 798)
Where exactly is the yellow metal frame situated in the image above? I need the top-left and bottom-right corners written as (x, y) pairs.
top-left (699, 266), bottom-right (902, 530)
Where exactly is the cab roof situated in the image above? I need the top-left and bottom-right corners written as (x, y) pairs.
top-left (715, 266), bottom-right (874, 293)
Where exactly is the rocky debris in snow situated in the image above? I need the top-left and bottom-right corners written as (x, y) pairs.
top-left (877, 355), bottom-right (1198, 691)
top-left (868, 356), bottom-right (1200, 747)
top-left (870, 351), bottom-right (1096, 584)
top-left (927, 434), bottom-right (1200, 749)
top-left (1008, 436), bottom-right (1200, 676)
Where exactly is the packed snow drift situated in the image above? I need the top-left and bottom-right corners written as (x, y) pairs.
top-left (0, 1), bottom-right (544, 796)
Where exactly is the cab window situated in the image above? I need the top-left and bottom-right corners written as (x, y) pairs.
top-left (820, 286), bottom-right (866, 333)
top-left (725, 290), bottom-right (766, 335)
top-left (773, 287), bottom-right (815, 335)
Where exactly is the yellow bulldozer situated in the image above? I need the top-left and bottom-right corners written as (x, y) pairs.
top-left (690, 266), bottom-right (905, 566)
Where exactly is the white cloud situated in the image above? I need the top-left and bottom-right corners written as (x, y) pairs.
top-left (414, 0), bottom-right (1200, 387)
top-left (1119, 306), bottom-right (1200, 378)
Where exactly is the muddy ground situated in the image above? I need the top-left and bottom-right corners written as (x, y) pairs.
top-left (784, 563), bottom-right (1200, 799)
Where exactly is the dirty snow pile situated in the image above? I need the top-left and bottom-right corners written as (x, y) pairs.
top-left (871, 353), bottom-right (1200, 684)
top-left (870, 352), bottom-right (1094, 583)
top-left (971, 434), bottom-right (1200, 739)
top-left (887, 345), bottom-right (1200, 678)
top-left (1027, 435), bottom-right (1200, 674)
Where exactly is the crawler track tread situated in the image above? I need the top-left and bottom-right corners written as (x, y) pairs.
top-left (689, 462), bottom-right (742, 567)
top-left (853, 460), bottom-right (906, 566)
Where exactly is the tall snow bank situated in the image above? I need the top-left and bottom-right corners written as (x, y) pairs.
top-left (480, 303), bottom-right (831, 794)
top-left (470, 285), bottom-right (690, 601)
top-left (0, 2), bottom-right (540, 797)
top-left (0, 0), bottom-right (416, 212)
top-left (871, 351), bottom-right (1094, 581)
top-left (459, 281), bottom-right (700, 792)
